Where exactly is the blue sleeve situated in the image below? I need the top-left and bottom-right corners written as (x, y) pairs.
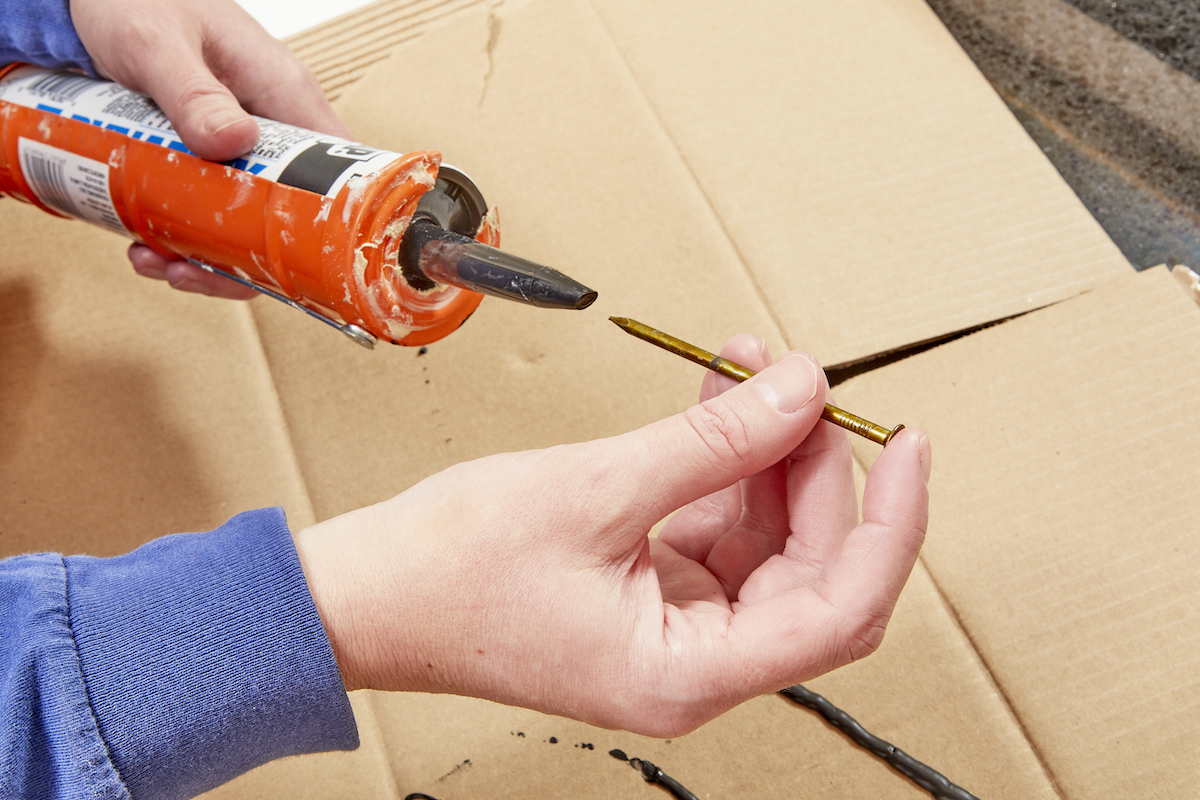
top-left (0, 0), bottom-right (96, 74)
top-left (0, 507), bottom-right (360, 800)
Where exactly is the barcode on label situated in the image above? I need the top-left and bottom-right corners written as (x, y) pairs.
top-left (16, 138), bottom-right (129, 236)
top-left (24, 72), bottom-right (94, 104)
top-left (20, 148), bottom-right (81, 218)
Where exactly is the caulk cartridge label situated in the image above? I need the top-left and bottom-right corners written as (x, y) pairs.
top-left (0, 65), bottom-right (406, 198)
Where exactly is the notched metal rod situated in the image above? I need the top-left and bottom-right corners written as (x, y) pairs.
top-left (609, 317), bottom-right (903, 446)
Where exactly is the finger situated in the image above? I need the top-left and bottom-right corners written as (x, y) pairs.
top-left (102, 31), bottom-right (262, 161)
top-left (818, 427), bottom-right (930, 614)
top-left (701, 459), bottom-right (790, 599)
top-left (720, 428), bottom-right (930, 689)
top-left (657, 485), bottom-right (741, 564)
top-left (661, 334), bottom-right (776, 562)
top-left (612, 352), bottom-right (826, 530)
top-left (128, 245), bottom-right (259, 299)
top-left (128, 243), bottom-right (170, 281)
top-left (698, 333), bottom-right (772, 403)
top-left (777, 391), bottom-right (860, 566)
top-left (649, 538), bottom-right (729, 610)
top-left (164, 261), bottom-right (260, 300)
top-left (203, 18), bottom-right (354, 140)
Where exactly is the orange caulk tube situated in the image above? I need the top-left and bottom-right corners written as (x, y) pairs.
top-left (0, 64), bottom-right (595, 347)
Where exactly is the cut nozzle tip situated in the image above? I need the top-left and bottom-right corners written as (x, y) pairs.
top-left (401, 221), bottom-right (597, 311)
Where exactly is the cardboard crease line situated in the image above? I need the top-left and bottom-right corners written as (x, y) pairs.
top-left (911, 555), bottom-right (1069, 800)
top-left (581, 0), bottom-right (794, 355)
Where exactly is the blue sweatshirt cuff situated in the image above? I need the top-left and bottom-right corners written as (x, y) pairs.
top-left (0, 0), bottom-right (96, 74)
top-left (65, 507), bottom-right (359, 800)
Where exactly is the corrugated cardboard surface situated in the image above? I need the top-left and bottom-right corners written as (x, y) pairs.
top-left (838, 266), bottom-right (1200, 799)
top-left (0, 202), bottom-right (314, 553)
top-left (3, 0), bottom-right (1193, 797)
top-left (290, 0), bottom-right (1131, 367)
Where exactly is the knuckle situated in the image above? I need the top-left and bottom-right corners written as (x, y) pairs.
top-left (172, 73), bottom-right (234, 113)
top-left (681, 402), bottom-right (754, 472)
top-left (841, 611), bottom-right (891, 664)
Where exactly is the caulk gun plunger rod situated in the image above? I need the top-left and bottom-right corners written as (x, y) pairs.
top-left (400, 220), bottom-right (598, 310)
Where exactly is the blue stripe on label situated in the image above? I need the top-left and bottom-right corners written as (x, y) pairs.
top-left (147, 135), bottom-right (164, 146)
top-left (36, 104), bottom-right (62, 115)
top-left (71, 114), bottom-right (89, 123)
top-left (105, 124), bottom-right (130, 135)
top-left (248, 163), bottom-right (267, 175)
top-left (168, 141), bottom-right (191, 154)
top-left (230, 158), bottom-right (249, 171)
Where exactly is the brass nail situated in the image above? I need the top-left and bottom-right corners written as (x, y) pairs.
top-left (609, 317), bottom-right (904, 446)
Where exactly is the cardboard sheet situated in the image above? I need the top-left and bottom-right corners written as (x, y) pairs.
top-left (289, 0), bottom-right (1132, 366)
top-left (3, 0), bottom-right (1189, 798)
top-left (837, 266), bottom-right (1200, 798)
top-left (0, 201), bottom-right (314, 553)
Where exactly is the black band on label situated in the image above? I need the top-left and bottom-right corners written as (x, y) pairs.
top-left (275, 142), bottom-right (383, 196)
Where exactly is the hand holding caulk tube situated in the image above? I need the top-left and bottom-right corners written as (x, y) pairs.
top-left (68, 0), bottom-right (355, 299)
top-left (4, 2), bottom-right (596, 346)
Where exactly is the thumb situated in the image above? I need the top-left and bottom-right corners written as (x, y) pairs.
top-left (129, 53), bottom-right (261, 161)
top-left (614, 352), bottom-right (826, 528)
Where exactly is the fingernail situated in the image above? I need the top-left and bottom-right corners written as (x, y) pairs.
top-left (753, 353), bottom-right (820, 413)
top-left (169, 275), bottom-right (213, 296)
top-left (749, 335), bottom-right (769, 364)
top-left (918, 433), bottom-right (932, 485)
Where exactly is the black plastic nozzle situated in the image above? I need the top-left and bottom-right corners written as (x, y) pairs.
top-left (399, 220), bottom-right (597, 311)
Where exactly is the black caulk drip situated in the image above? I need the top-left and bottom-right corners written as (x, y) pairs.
top-left (609, 749), bottom-right (699, 800)
top-left (780, 685), bottom-right (981, 800)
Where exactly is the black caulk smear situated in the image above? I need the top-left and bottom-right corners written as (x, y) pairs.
top-left (608, 749), bottom-right (699, 800)
top-left (780, 685), bottom-right (981, 800)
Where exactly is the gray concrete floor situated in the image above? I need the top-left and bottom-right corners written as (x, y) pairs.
top-left (926, 0), bottom-right (1200, 271)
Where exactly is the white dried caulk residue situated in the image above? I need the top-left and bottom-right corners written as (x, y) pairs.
top-left (384, 317), bottom-right (417, 341)
top-left (383, 218), bottom-right (406, 241)
top-left (214, 211), bottom-right (223, 226)
top-left (228, 171), bottom-right (255, 209)
top-left (354, 239), bottom-right (420, 338)
top-left (342, 175), bottom-right (371, 226)
top-left (37, 117), bottom-right (51, 139)
top-left (280, 229), bottom-right (295, 246)
top-left (477, 205), bottom-right (500, 242)
top-left (249, 251), bottom-right (283, 291)
top-left (107, 150), bottom-right (122, 170)
top-left (415, 166), bottom-right (437, 190)
top-left (167, 152), bottom-right (178, 163)
top-left (272, 206), bottom-right (295, 229)
top-left (314, 198), bottom-right (331, 224)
